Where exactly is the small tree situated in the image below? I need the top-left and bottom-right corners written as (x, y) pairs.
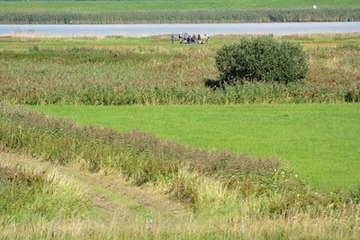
top-left (215, 36), bottom-right (308, 85)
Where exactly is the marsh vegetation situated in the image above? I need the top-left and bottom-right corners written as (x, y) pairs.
top-left (1, 33), bottom-right (359, 239)
top-left (1, 34), bottom-right (360, 104)
top-left (1, 0), bottom-right (359, 24)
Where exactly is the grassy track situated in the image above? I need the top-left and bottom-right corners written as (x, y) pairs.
top-left (1, 0), bottom-right (359, 12)
top-left (27, 104), bottom-right (360, 191)
top-left (2, 150), bottom-right (358, 239)
top-left (0, 152), bottom-right (196, 239)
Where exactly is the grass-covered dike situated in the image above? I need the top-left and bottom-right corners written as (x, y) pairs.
top-left (28, 103), bottom-right (360, 191)
top-left (1, 104), bottom-right (360, 239)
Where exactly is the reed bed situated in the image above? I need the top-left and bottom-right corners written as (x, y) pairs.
top-left (2, 82), bottom-right (356, 105)
top-left (1, 38), bottom-right (359, 105)
top-left (1, 8), bottom-right (359, 24)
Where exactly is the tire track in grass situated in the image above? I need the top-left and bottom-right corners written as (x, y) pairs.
top-left (0, 151), bottom-right (195, 234)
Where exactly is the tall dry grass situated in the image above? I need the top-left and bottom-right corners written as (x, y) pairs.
top-left (1, 40), bottom-right (360, 105)
top-left (1, 152), bottom-right (359, 239)
top-left (0, 160), bottom-right (96, 239)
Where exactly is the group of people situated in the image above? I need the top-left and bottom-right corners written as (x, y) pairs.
top-left (171, 32), bottom-right (210, 44)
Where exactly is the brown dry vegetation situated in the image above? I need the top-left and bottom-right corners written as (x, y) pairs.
top-left (307, 45), bottom-right (360, 87)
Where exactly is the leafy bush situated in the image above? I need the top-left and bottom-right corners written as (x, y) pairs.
top-left (215, 36), bottom-right (308, 84)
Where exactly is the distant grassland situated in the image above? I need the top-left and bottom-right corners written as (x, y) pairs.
top-left (0, 0), bottom-right (359, 23)
top-left (1, 0), bottom-right (359, 12)
top-left (28, 104), bottom-right (360, 191)
top-left (1, 34), bottom-right (360, 105)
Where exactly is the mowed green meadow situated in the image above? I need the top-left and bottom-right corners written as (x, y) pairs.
top-left (28, 103), bottom-right (360, 191)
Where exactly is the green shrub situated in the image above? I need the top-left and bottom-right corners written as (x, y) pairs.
top-left (215, 36), bottom-right (308, 84)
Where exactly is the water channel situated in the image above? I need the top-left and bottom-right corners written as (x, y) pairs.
top-left (1, 22), bottom-right (359, 37)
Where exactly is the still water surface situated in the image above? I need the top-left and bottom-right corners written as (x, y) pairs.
top-left (1, 22), bottom-right (359, 37)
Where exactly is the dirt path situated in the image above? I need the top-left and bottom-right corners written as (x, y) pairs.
top-left (0, 151), bottom-right (195, 233)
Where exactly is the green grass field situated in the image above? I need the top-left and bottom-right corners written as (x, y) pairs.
top-left (1, 0), bottom-right (359, 12)
top-left (27, 104), bottom-right (360, 191)
top-left (2, 34), bottom-right (360, 191)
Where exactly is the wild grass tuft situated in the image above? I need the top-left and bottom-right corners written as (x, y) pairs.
top-left (0, 165), bottom-right (94, 227)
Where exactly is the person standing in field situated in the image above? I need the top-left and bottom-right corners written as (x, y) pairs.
top-left (171, 33), bottom-right (175, 44)
top-left (197, 34), bottom-right (203, 44)
top-left (179, 32), bottom-right (183, 44)
top-left (205, 33), bottom-right (210, 43)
